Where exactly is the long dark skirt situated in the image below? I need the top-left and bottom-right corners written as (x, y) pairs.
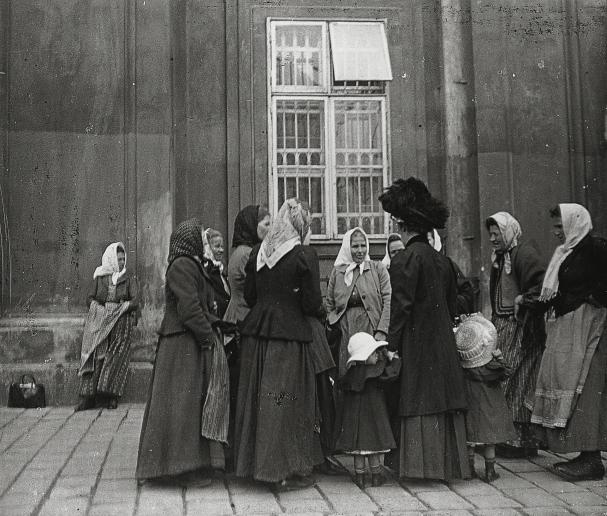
top-left (397, 411), bottom-right (470, 481)
top-left (136, 333), bottom-right (223, 480)
top-left (79, 313), bottom-right (134, 398)
top-left (535, 328), bottom-right (607, 452)
top-left (234, 336), bottom-right (324, 482)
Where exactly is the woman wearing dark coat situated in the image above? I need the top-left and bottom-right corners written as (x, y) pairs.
top-left (136, 219), bottom-right (227, 485)
top-left (529, 204), bottom-right (607, 481)
top-left (234, 198), bottom-right (324, 490)
top-left (379, 177), bottom-right (470, 481)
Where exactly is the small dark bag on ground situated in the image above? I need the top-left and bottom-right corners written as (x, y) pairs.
top-left (8, 375), bottom-right (46, 408)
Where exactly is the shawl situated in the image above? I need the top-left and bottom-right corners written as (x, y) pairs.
top-left (488, 211), bottom-right (522, 275)
top-left (167, 218), bottom-right (205, 265)
top-left (540, 203), bottom-right (593, 301)
top-left (232, 205), bottom-right (261, 248)
top-left (334, 227), bottom-right (371, 286)
top-left (257, 198), bottom-right (310, 271)
top-left (381, 233), bottom-right (403, 269)
top-left (93, 242), bottom-right (127, 285)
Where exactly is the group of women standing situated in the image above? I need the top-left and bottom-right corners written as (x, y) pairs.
top-left (77, 175), bottom-right (607, 488)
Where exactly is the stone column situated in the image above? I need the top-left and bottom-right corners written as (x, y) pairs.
top-left (440, 0), bottom-right (481, 279)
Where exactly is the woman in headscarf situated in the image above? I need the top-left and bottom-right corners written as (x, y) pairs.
top-left (223, 205), bottom-right (270, 325)
top-left (203, 228), bottom-right (231, 319)
top-left (136, 218), bottom-right (228, 486)
top-left (76, 242), bottom-right (138, 411)
top-left (428, 229), bottom-right (476, 316)
top-left (381, 233), bottom-right (405, 269)
top-left (234, 198), bottom-right (324, 490)
top-left (529, 204), bottom-right (607, 481)
top-left (326, 228), bottom-right (391, 378)
top-left (379, 177), bottom-right (470, 480)
top-left (485, 212), bottom-right (546, 458)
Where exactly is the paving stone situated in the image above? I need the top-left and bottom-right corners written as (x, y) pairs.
top-left (38, 497), bottom-right (89, 515)
top-left (464, 494), bottom-right (522, 509)
top-left (450, 479), bottom-right (502, 497)
top-left (231, 492), bottom-right (282, 514)
top-left (186, 499), bottom-right (234, 515)
top-left (416, 491), bottom-right (474, 510)
top-left (522, 508), bottom-right (573, 516)
top-left (323, 493), bottom-right (378, 512)
top-left (401, 479), bottom-right (451, 493)
top-left (365, 485), bottom-right (427, 512)
top-left (93, 479), bottom-right (138, 503)
top-left (489, 471), bottom-right (536, 490)
top-left (499, 460), bottom-right (546, 473)
top-left (422, 511), bottom-right (475, 516)
top-left (586, 485), bottom-right (607, 500)
top-left (315, 477), bottom-right (362, 494)
top-left (555, 490), bottom-right (607, 506)
top-left (472, 509), bottom-right (522, 516)
top-left (570, 507), bottom-right (607, 515)
top-left (519, 471), bottom-right (586, 493)
top-left (280, 497), bottom-right (331, 512)
top-left (49, 484), bottom-right (93, 499)
top-left (504, 488), bottom-right (567, 507)
top-left (185, 479), bottom-right (230, 501)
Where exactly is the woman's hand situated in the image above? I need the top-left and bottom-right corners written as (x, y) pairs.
top-left (374, 331), bottom-right (387, 341)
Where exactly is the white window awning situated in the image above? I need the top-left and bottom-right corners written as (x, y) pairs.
top-left (329, 22), bottom-right (393, 81)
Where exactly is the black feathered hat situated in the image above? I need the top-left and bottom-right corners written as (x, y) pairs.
top-left (378, 177), bottom-right (449, 230)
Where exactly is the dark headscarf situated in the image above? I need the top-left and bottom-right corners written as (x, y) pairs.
top-left (232, 205), bottom-right (267, 248)
top-left (167, 218), bottom-right (206, 265)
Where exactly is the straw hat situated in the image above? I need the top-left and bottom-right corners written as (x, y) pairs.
top-left (455, 313), bottom-right (498, 369)
top-left (346, 332), bottom-right (388, 368)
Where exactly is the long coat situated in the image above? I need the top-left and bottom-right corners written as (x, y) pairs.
top-left (325, 260), bottom-right (391, 336)
top-left (388, 234), bottom-right (467, 417)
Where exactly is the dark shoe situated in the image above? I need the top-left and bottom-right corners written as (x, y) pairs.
top-left (482, 459), bottom-right (500, 482)
top-left (495, 444), bottom-right (536, 459)
top-left (107, 397), bottom-right (118, 409)
top-left (74, 396), bottom-right (95, 412)
top-left (314, 458), bottom-right (349, 476)
top-left (371, 472), bottom-right (386, 487)
top-left (468, 457), bottom-right (478, 479)
top-left (553, 459), bottom-right (605, 481)
top-left (273, 476), bottom-right (314, 492)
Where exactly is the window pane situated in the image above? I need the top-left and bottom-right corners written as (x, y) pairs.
top-left (276, 99), bottom-right (326, 234)
top-left (329, 22), bottom-right (392, 81)
top-left (275, 25), bottom-right (324, 88)
top-left (334, 99), bottom-right (385, 236)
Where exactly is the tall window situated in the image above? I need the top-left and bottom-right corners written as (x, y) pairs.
top-left (268, 20), bottom-right (393, 239)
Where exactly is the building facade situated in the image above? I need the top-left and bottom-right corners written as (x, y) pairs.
top-left (0, 0), bottom-right (605, 402)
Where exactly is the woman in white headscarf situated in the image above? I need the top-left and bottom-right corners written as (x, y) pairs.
top-left (234, 198), bottom-right (325, 490)
top-left (529, 204), bottom-right (607, 481)
top-left (485, 212), bottom-right (546, 458)
top-left (381, 233), bottom-right (405, 269)
top-left (326, 227), bottom-right (391, 378)
top-left (76, 242), bottom-right (138, 411)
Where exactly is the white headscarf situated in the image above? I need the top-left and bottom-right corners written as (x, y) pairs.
top-left (202, 229), bottom-right (224, 272)
top-left (381, 233), bottom-right (403, 269)
top-left (257, 198), bottom-right (310, 271)
top-left (488, 212), bottom-right (522, 275)
top-left (431, 229), bottom-right (442, 252)
top-left (540, 203), bottom-right (593, 301)
top-left (334, 227), bottom-right (371, 286)
top-left (93, 242), bottom-right (127, 285)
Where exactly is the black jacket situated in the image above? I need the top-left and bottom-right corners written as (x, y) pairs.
top-left (157, 256), bottom-right (218, 348)
top-left (551, 234), bottom-right (607, 317)
top-left (240, 244), bottom-right (322, 342)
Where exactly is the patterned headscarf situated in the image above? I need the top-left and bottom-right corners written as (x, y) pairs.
top-left (167, 218), bottom-right (205, 265)
top-left (334, 227), bottom-right (371, 286)
top-left (257, 198), bottom-right (310, 270)
top-left (94, 242), bottom-right (127, 285)
top-left (231, 205), bottom-right (267, 248)
top-left (487, 212), bottom-right (522, 275)
top-left (540, 203), bottom-right (593, 301)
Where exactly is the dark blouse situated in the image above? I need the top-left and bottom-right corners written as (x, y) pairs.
top-left (551, 234), bottom-right (607, 317)
top-left (204, 263), bottom-right (231, 319)
top-left (240, 244), bottom-right (323, 342)
top-left (87, 274), bottom-right (138, 308)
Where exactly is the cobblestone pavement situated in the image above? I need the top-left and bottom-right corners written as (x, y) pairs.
top-left (1, 406), bottom-right (607, 516)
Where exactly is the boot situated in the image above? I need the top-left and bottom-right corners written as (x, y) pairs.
top-left (483, 459), bottom-right (499, 482)
top-left (553, 452), bottom-right (605, 481)
top-left (468, 455), bottom-right (478, 479)
top-left (107, 397), bottom-right (118, 409)
top-left (354, 472), bottom-right (365, 489)
top-left (371, 472), bottom-right (386, 487)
